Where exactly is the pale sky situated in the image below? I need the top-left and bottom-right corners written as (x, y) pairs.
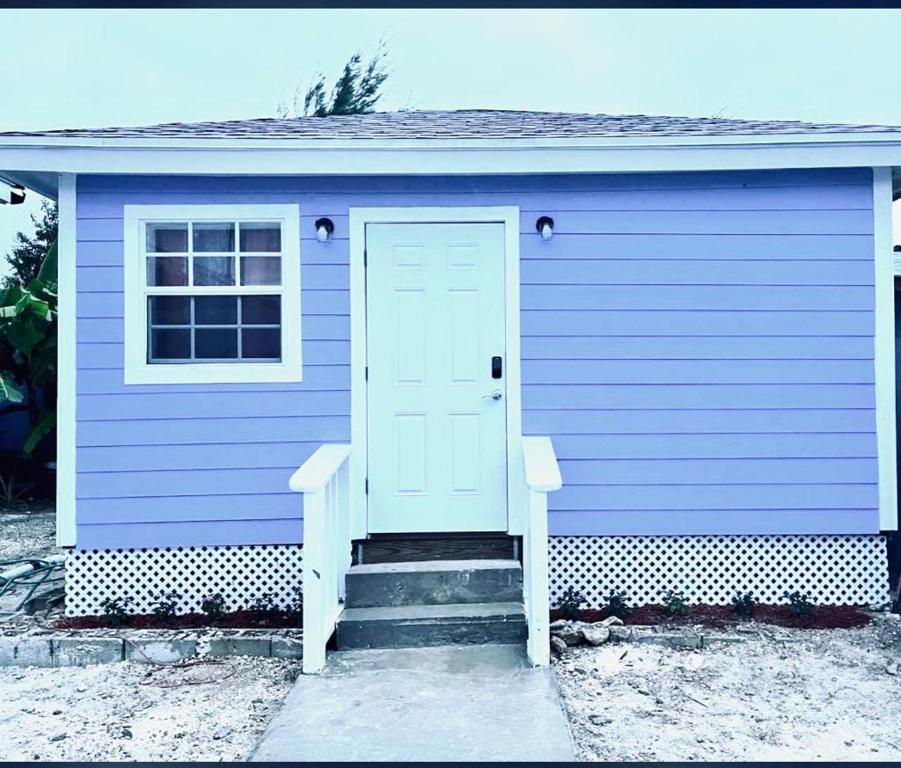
top-left (3, 8), bottom-right (901, 258)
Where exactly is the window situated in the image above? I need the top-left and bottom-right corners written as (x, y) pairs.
top-left (123, 205), bottom-right (301, 384)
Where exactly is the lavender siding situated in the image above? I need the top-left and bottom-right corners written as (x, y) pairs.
top-left (73, 169), bottom-right (878, 548)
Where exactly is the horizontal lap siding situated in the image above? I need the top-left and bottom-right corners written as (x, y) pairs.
top-left (74, 168), bottom-right (877, 548)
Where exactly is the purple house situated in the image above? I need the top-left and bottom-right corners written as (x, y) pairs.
top-left (0, 110), bottom-right (897, 670)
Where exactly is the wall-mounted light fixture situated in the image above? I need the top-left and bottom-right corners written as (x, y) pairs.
top-left (535, 216), bottom-right (554, 241)
top-left (315, 217), bottom-right (335, 243)
top-left (0, 179), bottom-right (25, 206)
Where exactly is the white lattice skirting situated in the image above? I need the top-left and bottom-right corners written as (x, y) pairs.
top-left (66, 534), bottom-right (890, 616)
top-left (66, 545), bottom-right (303, 617)
top-left (549, 534), bottom-right (891, 608)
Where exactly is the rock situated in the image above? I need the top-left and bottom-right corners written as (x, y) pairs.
top-left (49, 733), bottom-right (66, 742)
top-left (581, 625), bottom-right (611, 646)
top-left (550, 635), bottom-right (567, 656)
top-left (212, 729), bottom-right (229, 741)
top-left (886, 661), bottom-right (899, 676)
top-left (588, 714), bottom-right (612, 726)
top-left (555, 626), bottom-right (584, 646)
top-left (608, 625), bottom-right (633, 642)
top-left (599, 616), bottom-right (624, 627)
top-left (549, 619), bottom-right (571, 631)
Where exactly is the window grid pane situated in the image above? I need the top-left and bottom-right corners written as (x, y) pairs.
top-left (147, 295), bottom-right (281, 363)
top-left (144, 218), bottom-right (285, 366)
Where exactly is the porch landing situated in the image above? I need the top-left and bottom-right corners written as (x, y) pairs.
top-left (250, 644), bottom-right (576, 762)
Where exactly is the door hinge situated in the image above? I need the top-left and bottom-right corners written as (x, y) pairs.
top-left (365, 366), bottom-right (369, 381)
top-left (364, 249), bottom-right (368, 268)
top-left (365, 478), bottom-right (369, 494)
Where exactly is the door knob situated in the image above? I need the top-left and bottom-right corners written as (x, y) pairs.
top-left (483, 390), bottom-right (503, 401)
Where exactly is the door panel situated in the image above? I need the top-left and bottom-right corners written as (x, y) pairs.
top-left (366, 222), bottom-right (507, 533)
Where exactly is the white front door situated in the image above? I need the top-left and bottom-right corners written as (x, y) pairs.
top-left (366, 222), bottom-right (508, 533)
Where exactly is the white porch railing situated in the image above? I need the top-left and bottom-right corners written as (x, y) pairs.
top-left (521, 436), bottom-right (563, 667)
top-left (289, 443), bottom-right (352, 674)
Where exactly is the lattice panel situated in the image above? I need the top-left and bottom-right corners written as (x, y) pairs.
top-left (66, 545), bottom-right (303, 617)
top-left (549, 535), bottom-right (890, 607)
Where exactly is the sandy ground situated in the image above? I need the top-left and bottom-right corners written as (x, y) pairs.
top-left (0, 507), bottom-right (56, 561)
top-left (554, 616), bottom-right (901, 762)
top-left (0, 656), bottom-right (298, 761)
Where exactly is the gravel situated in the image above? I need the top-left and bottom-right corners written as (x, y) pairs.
top-left (0, 507), bottom-right (56, 561)
top-left (554, 615), bottom-right (901, 761)
top-left (0, 656), bottom-right (298, 761)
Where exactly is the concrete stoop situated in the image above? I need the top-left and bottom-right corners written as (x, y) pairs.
top-left (336, 558), bottom-right (527, 651)
top-left (0, 628), bottom-right (303, 667)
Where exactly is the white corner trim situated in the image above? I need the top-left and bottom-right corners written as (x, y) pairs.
top-left (348, 206), bottom-right (523, 539)
top-left (873, 167), bottom-right (898, 531)
top-left (56, 173), bottom-right (77, 547)
top-left (121, 203), bottom-right (302, 385)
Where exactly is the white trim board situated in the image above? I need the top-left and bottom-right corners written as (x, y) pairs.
top-left (873, 167), bottom-right (898, 532)
top-left (121, 203), bottom-right (302, 385)
top-left (7, 142), bottom-right (901, 179)
top-left (56, 173), bottom-right (77, 547)
top-left (348, 207), bottom-right (523, 540)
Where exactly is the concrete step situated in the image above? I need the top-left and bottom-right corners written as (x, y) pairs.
top-left (344, 559), bottom-right (523, 608)
top-left (336, 601), bottom-right (527, 650)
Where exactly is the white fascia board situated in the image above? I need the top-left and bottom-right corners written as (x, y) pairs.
top-left (5, 140), bottom-right (901, 177)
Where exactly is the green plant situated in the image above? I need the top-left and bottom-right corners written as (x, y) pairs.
top-left (248, 592), bottom-right (278, 614)
top-left (783, 590), bottom-right (815, 618)
top-left (200, 592), bottom-right (227, 622)
top-left (0, 238), bottom-right (59, 457)
top-left (150, 590), bottom-right (182, 619)
top-left (731, 591), bottom-right (757, 619)
top-left (99, 596), bottom-right (134, 626)
top-left (604, 590), bottom-right (632, 620)
top-left (0, 465), bottom-right (34, 512)
top-left (556, 586), bottom-right (586, 621)
top-left (284, 585), bottom-right (303, 623)
top-left (661, 588), bottom-right (688, 616)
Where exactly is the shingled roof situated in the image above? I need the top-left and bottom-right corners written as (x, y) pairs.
top-left (3, 109), bottom-right (900, 140)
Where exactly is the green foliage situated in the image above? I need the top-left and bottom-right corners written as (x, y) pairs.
top-left (4, 201), bottom-right (57, 289)
top-left (604, 590), bottom-right (632, 620)
top-left (0, 465), bottom-right (34, 513)
top-left (248, 591), bottom-right (278, 614)
top-left (0, 233), bottom-right (58, 458)
top-left (279, 42), bottom-right (389, 118)
top-left (284, 585), bottom-right (303, 623)
top-left (200, 592), bottom-right (227, 622)
top-left (731, 591), bottom-right (757, 618)
top-left (783, 590), bottom-right (815, 618)
top-left (151, 590), bottom-right (182, 619)
top-left (100, 596), bottom-right (134, 626)
top-left (556, 586), bottom-right (586, 621)
top-left (661, 588), bottom-right (688, 616)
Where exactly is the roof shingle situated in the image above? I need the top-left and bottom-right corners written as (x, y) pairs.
top-left (2, 109), bottom-right (900, 141)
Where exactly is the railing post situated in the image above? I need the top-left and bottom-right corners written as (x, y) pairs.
top-left (302, 488), bottom-right (326, 675)
top-left (526, 489), bottom-right (550, 666)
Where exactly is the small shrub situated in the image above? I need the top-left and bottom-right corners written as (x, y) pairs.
top-left (661, 588), bottom-right (688, 616)
top-left (731, 591), bottom-right (757, 619)
top-left (99, 596), bottom-right (134, 626)
top-left (150, 590), bottom-right (182, 620)
top-left (783, 590), bottom-right (815, 618)
top-left (604, 590), bottom-right (632, 620)
top-left (285, 585), bottom-right (303, 623)
top-left (556, 586), bottom-right (586, 621)
top-left (248, 592), bottom-right (279, 614)
top-left (200, 592), bottom-right (227, 622)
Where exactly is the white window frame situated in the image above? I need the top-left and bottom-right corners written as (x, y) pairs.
top-left (123, 204), bottom-right (302, 384)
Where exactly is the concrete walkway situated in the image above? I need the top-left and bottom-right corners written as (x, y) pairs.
top-left (250, 644), bottom-right (576, 762)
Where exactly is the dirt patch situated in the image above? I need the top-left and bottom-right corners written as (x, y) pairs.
top-left (552, 603), bottom-right (871, 630)
top-left (0, 656), bottom-right (296, 761)
top-left (0, 506), bottom-right (56, 562)
top-left (56, 609), bottom-right (302, 631)
top-left (555, 616), bottom-right (901, 762)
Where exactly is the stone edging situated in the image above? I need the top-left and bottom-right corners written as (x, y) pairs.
top-left (0, 627), bottom-right (303, 667)
top-left (550, 617), bottom-right (745, 654)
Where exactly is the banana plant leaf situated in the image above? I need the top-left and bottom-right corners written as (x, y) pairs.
top-left (22, 409), bottom-right (55, 456)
